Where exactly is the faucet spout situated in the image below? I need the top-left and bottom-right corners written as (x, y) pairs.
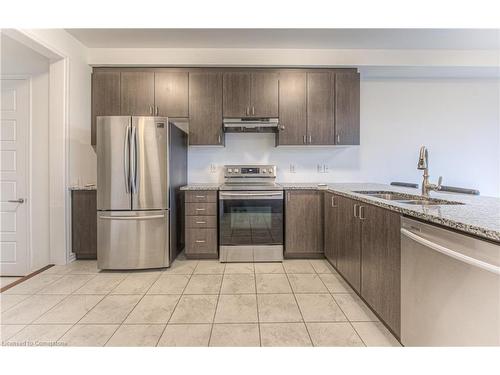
top-left (417, 146), bottom-right (428, 170)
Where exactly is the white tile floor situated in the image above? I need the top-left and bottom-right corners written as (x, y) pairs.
top-left (0, 258), bottom-right (401, 347)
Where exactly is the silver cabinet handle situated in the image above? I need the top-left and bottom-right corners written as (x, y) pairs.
top-left (195, 221), bottom-right (207, 224)
top-left (218, 134), bottom-right (221, 144)
top-left (337, 133), bottom-right (340, 144)
top-left (155, 106), bottom-right (159, 116)
top-left (8, 198), bottom-right (25, 203)
top-left (303, 135), bottom-right (306, 144)
top-left (195, 208), bottom-right (205, 211)
top-left (280, 124), bottom-right (285, 131)
top-left (309, 135), bottom-right (312, 143)
top-left (195, 195), bottom-right (206, 199)
top-left (245, 107), bottom-right (249, 116)
top-left (359, 205), bottom-right (365, 220)
top-left (331, 196), bottom-right (337, 208)
top-left (195, 240), bottom-right (206, 243)
top-left (252, 106), bottom-right (255, 115)
top-left (353, 204), bottom-right (359, 218)
top-left (149, 105), bottom-right (153, 115)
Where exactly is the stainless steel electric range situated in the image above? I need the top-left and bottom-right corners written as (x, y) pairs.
top-left (219, 165), bottom-right (284, 262)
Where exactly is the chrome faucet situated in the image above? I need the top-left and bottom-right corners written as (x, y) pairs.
top-left (417, 146), bottom-right (443, 197)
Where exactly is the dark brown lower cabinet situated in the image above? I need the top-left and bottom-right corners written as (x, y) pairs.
top-left (71, 190), bottom-right (97, 259)
top-left (285, 190), bottom-right (323, 258)
top-left (184, 191), bottom-right (218, 259)
top-left (325, 192), bottom-right (401, 337)
top-left (360, 203), bottom-right (401, 337)
top-left (334, 195), bottom-right (362, 292)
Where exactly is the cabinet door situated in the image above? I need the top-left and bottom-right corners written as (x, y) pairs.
top-left (324, 192), bottom-right (342, 267)
top-left (154, 71), bottom-right (189, 117)
top-left (189, 72), bottom-right (223, 145)
top-left (71, 190), bottom-right (97, 259)
top-left (91, 71), bottom-right (121, 146)
top-left (278, 71), bottom-right (307, 145)
top-left (335, 72), bottom-right (360, 145)
top-left (285, 190), bottom-right (323, 256)
top-left (361, 203), bottom-right (401, 336)
top-left (307, 72), bottom-right (335, 145)
top-left (223, 72), bottom-right (251, 117)
top-left (335, 196), bottom-right (361, 292)
top-left (250, 71), bottom-right (279, 117)
top-left (120, 71), bottom-right (155, 116)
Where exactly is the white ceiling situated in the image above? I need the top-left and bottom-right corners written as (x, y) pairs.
top-left (66, 29), bottom-right (500, 50)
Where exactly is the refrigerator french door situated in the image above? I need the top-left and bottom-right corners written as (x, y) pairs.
top-left (97, 116), bottom-right (171, 270)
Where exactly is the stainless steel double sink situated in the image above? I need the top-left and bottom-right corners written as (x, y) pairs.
top-left (353, 191), bottom-right (464, 206)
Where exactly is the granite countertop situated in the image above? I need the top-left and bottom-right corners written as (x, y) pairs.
top-left (180, 183), bottom-right (221, 191)
top-left (181, 181), bottom-right (500, 242)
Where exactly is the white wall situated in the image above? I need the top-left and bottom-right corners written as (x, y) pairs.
top-left (1, 34), bottom-right (51, 271)
top-left (188, 78), bottom-right (500, 197)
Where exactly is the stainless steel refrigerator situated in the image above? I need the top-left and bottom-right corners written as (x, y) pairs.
top-left (96, 116), bottom-right (187, 270)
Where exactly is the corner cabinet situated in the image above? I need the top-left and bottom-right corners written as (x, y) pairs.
top-left (324, 192), bottom-right (401, 337)
top-left (91, 71), bottom-right (121, 146)
top-left (284, 190), bottom-right (323, 258)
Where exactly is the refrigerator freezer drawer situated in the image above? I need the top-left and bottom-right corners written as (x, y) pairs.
top-left (97, 210), bottom-right (169, 270)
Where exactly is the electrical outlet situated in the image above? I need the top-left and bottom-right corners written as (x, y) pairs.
top-left (289, 164), bottom-right (296, 173)
top-left (209, 164), bottom-right (217, 173)
top-left (317, 164), bottom-right (322, 173)
top-left (323, 164), bottom-right (329, 173)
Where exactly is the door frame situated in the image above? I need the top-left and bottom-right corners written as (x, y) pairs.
top-left (1, 75), bottom-right (32, 275)
top-left (3, 29), bottom-right (71, 266)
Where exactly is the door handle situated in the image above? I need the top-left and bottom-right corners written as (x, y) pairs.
top-left (132, 126), bottom-right (139, 194)
top-left (124, 123), bottom-right (131, 193)
top-left (8, 198), bottom-right (25, 203)
top-left (99, 214), bottom-right (165, 220)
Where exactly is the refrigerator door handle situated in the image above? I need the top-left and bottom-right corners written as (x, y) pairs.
top-left (131, 125), bottom-right (139, 194)
top-left (124, 122), bottom-right (131, 193)
top-left (99, 214), bottom-right (165, 220)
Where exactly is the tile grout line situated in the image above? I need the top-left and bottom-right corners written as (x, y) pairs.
top-left (283, 261), bottom-right (314, 347)
top-left (207, 262), bottom-right (226, 347)
top-left (155, 260), bottom-right (199, 347)
top-left (253, 264), bottom-right (262, 347)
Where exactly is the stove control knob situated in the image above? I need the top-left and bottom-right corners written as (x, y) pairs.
top-left (234, 168), bottom-right (239, 173)
top-left (262, 169), bottom-right (267, 173)
top-left (268, 168), bottom-right (274, 174)
top-left (227, 168), bottom-right (233, 173)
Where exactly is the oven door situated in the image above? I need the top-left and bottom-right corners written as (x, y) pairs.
top-left (219, 191), bottom-right (284, 262)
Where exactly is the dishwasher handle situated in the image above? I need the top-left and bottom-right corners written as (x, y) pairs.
top-left (401, 228), bottom-right (500, 275)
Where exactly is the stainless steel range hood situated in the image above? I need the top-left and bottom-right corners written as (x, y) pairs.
top-left (223, 118), bottom-right (279, 133)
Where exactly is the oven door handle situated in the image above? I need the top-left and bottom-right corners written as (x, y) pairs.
top-left (220, 192), bottom-right (284, 200)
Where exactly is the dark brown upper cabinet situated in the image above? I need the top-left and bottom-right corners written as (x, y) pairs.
top-left (154, 71), bottom-right (189, 117)
top-left (307, 72), bottom-right (335, 145)
top-left (91, 71), bottom-right (121, 146)
top-left (120, 71), bottom-right (155, 116)
top-left (284, 190), bottom-right (324, 257)
top-left (223, 71), bottom-right (279, 118)
top-left (189, 71), bottom-right (223, 146)
top-left (335, 72), bottom-right (360, 145)
top-left (277, 71), bottom-right (307, 145)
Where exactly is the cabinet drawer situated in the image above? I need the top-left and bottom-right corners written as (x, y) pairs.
top-left (185, 229), bottom-right (217, 255)
top-left (185, 191), bottom-right (217, 203)
top-left (186, 202), bottom-right (217, 216)
top-left (186, 216), bottom-right (217, 228)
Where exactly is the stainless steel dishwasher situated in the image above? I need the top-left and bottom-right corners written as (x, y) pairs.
top-left (401, 217), bottom-right (500, 346)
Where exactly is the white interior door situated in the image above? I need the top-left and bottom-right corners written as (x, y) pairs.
top-left (1, 78), bottom-right (29, 276)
